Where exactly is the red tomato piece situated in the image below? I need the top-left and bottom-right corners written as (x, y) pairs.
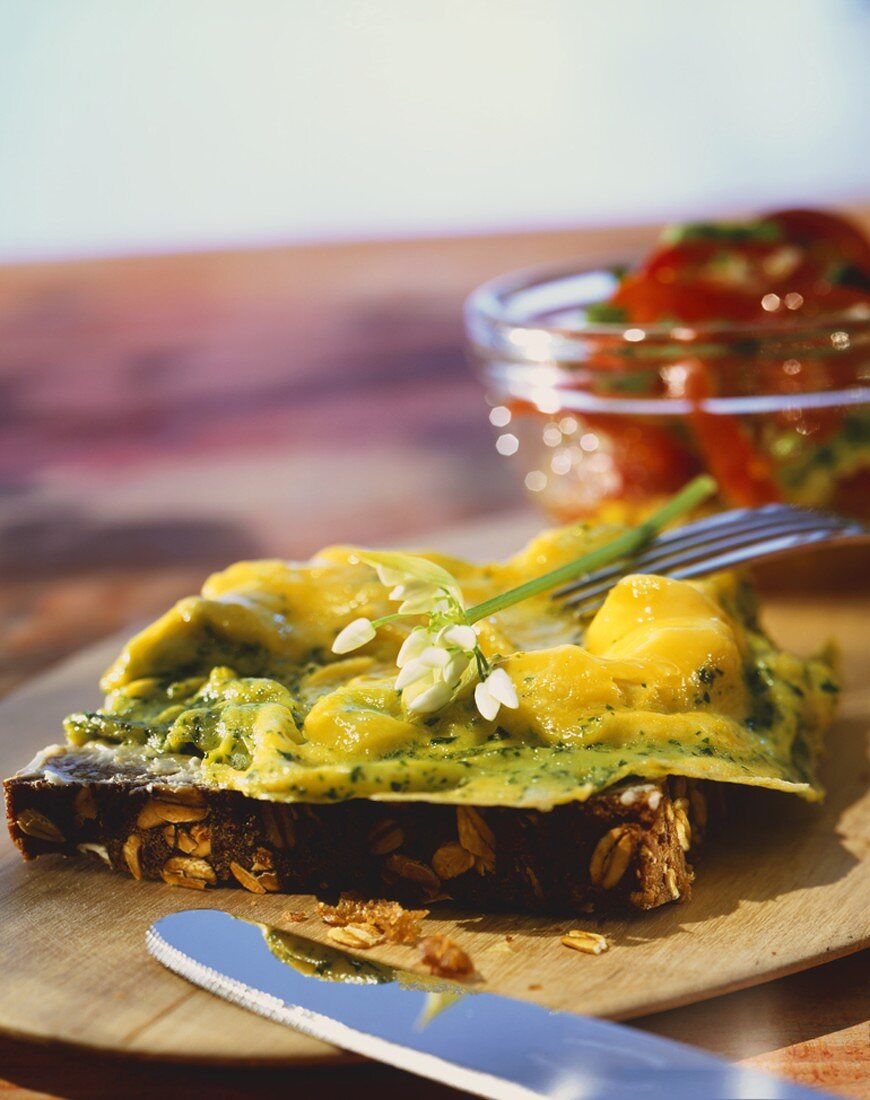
top-left (768, 209), bottom-right (870, 271)
top-left (664, 359), bottom-right (781, 507)
top-left (606, 210), bottom-right (870, 323)
top-left (576, 414), bottom-right (701, 499)
top-left (612, 273), bottom-right (761, 323)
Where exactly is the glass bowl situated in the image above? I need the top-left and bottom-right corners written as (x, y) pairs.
top-left (465, 260), bottom-right (870, 531)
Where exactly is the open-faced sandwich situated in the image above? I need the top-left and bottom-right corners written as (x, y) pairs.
top-left (4, 481), bottom-right (838, 915)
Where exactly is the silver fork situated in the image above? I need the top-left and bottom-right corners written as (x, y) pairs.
top-left (554, 503), bottom-right (870, 616)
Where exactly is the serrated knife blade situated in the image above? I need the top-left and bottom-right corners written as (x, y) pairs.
top-left (146, 909), bottom-right (827, 1100)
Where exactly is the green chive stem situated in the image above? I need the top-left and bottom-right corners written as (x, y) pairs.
top-left (464, 474), bottom-right (717, 624)
top-left (371, 612), bottom-right (416, 628)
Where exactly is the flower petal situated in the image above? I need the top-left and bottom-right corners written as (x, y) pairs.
top-left (443, 652), bottom-right (470, 687)
top-left (397, 593), bottom-right (441, 615)
top-left (371, 564), bottom-right (407, 587)
top-left (361, 551), bottom-right (465, 607)
top-left (439, 624), bottom-right (477, 651)
top-left (397, 628), bottom-right (430, 668)
top-left (474, 681), bottom-right (500, 722)
top-left (391, 579), bottom-right (437, 605)
top-left (406, 681), bottom-right (454, 714)
top-left (484, 668), bottom-right (519, 709)
top-left (395, 659), bottom-right (430, 690)
top-left (418, 646), bottom-right (451, 669)
top-left (331, 617), bottom-right (376, 654)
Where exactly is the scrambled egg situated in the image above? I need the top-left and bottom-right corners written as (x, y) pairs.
top-left (65, 525), bottom-right (838, 809)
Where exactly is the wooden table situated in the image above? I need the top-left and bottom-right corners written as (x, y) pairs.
top-left (1, 220), bottom-right (868, 1098)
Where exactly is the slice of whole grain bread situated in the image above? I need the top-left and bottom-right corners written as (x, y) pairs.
top-left (4, 742), bottom-right (710, 914)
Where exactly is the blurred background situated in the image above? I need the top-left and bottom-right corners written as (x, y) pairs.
top-left (1, 0), bottom-right (869, 260)
top-left (0, 0), bottom-right (868, 692)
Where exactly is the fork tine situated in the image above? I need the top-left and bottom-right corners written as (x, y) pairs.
top-left (664, 525), bottom-right (867, 581)
top-left (565, 520), bottom-right (869, 617)
top-left (559, 512), bottom-right (856, 608)
top-left (555, 507), bottom-right (855, 605)
top-left (553, 505), bottom-right (801, 600)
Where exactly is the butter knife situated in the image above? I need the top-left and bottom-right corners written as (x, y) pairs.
top-left (146, 909), bottom-right (826, 1099)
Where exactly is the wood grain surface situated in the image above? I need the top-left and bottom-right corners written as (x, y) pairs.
top-left (1, 221), bottom-right (869, 1096)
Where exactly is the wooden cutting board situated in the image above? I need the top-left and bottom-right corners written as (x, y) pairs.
top-left (0, 512), bottom-right (868, 1064)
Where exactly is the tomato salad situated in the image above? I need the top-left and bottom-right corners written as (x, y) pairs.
top-left (497, 210), bottom-right (870, 520)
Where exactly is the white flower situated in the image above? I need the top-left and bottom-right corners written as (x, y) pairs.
top-left (395, 658), bottom-right (432, 690)
top-left (394, 641), bottom-right (470, 693)
top-left (418, 645), bottom-right (452, 669)
top-left (388, 581), bottom-right (445, 615)
top-left (442, 650), bottom-right (470, 687)
top-left (405, 679), bottom-right (454, 714)
top-left (439, 624), bottom-right (477, 650)
top-left (474, 668), bottom-right (519, 722)
top-left (331, 548), bottom-right (518, 722)
top-left (396, 627), bottom-right (429, 667)
top-left (331, 617), bottom-right (376, 654)
top-left (361, 551), bottom-right (465, 616)
top-left (392, 621), bottom-right (479, 714)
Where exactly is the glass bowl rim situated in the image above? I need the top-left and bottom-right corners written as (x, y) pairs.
top-left (465, 257), bottom-right (870, 347)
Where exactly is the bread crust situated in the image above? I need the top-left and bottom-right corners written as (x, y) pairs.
top-left (4, 745), bottom-right (709, 914)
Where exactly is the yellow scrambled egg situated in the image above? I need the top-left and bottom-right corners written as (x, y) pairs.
top-left (65, 525), bottom-right (838, 809)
